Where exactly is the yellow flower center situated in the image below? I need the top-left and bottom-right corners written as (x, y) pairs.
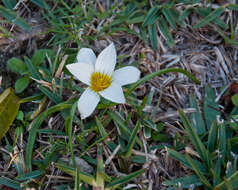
top-left (90, 72), bottom-right (112, 92)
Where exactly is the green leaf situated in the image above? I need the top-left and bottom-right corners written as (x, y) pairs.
top-left (215, 170), bottom-right (238, 190)
top-left (186, 154), bottom-right (213, 189)
top-left (179, 110), bottom-right (209, 164)
top-left (218, 123), bottom-right (226, 163)
top-left (0, 5), bottom-right (31, 31)
top-left (15, 77), bottom-right (30, 93)
top-left (124, 121), bottom-right (140, 158)
top-left (0, 88), bottom-right (20, 139)
top-left (189, 95), bottom-right (206, 134)
top-left (227, 4), bottom-right (238, 11)
top-left (162, 8), bottom-right (177, 30)
top-left (231, 94), bottom-right (238, 107)
top-left (163, 175), bottom-right (202, 188)
top-left (32, 49), bottom-right (49, 67)
top-left (38, 86), bottom-right (61, 104)
top-left (16, 170), bottom-right (44, 181)
top-left (203, 86), bottom-right (220, 129)
top-left (106, 169), bottom-right (145, 188)
top-left (2, 0), bottom-right (17, 9)
top-left (0, 177), bottom-right (22, 190)
top-left (125, 68), bottom-right (200, 97)
top-left (30, 0), bottom-right (47, 9)
top-left (24, 56), bottom-right (41, 80)
top-left (25, 103), bottom-right (72, 171)
top-left (143, 6), bottom-right (159, 26)
top-left (208, 121), bottom-right (218, 152)
top-left (148, 23), bottom-right (157, 50)
top-left (7, 58), bottom-right (27, 75)
top-left (157, 16), bottom-right (175, 47)
top-left (194, 7), bottom-right (225, 29)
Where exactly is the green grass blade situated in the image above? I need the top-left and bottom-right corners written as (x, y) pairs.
top-left (203, 86), bottom-right (220, 129)
top-left (208, 121), bottom-right (218, 152)
top-left (186, 154), bottom-right (213, 189)
top-left (74, 168), bottom-right (81, 190)
top-left (0, 5), bottom-right (31, 31)
top-left (106, 169), bottom-right (145, 188)
top-left (25, 103), bottom-right (72, 171)
top-left (163, 175), bottom-right (202, 188)
top-left (24, 56), bottom-right (41, 80)
top-left (124, 121), bottom-right (140, 158)
top-left (162, 8), bottom-right (177, 30)
top-left (30, 0), bottom-right (47, 9)
top-left (0, 177), bottom-right (22, 190)
top-left (215, 170), bottom-right (238, 190)
top-left (148, 23), bottom-right (158, 50)
top-left (157, 16), bottom-right (175, 47)
top-left (38, 86), bottom-right (61, 104)
top-left (179, 110), bottom-right (209, 164)
top-left (194, 7), bottom-right (225, 28)
top-left (143, 6), bottom-right (159, 26)
top-left (125, 68), bottom-right (200, 97)
top-left (65, 102), bottom-right (77, 168)
top-left (189, 95), bottom-right (206, 134)
top-left (16, 170), bottom-right (44, 181)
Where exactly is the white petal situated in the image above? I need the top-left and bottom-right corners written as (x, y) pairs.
top-left (77, 48), bottom-right (96, 65)
top-left (66, 62), bottom-right (94, 85)
top-left (113, 66), bottom-right (140, 86)
top-left (78, 88), bottom-right (100, 119)
top-left (99, 82), bottom-right (125, 103)
top-left (95, 43), bottom-right (117, 76)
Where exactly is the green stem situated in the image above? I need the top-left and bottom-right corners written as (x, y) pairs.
top-left (125, 68), bottom-right (200, 97)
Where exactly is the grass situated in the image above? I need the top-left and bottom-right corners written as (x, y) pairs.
top-left (0, 0), bottom-right (238, 189)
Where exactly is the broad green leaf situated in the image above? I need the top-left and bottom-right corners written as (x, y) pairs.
top-left (0, 5), bottom-right (31, 31)
top-left (0, 88), bottom-right (20, 139)
top-left (2, 0), bottom-right (17, 9)
top-left (157, 16), bottom-right (175, 47)
top-left (32, 49), bottom-right (49, 67)
top-left (15, 77), bottom-right (30, 93)
top-left (203, 86), bottom-right (220, 129)
top-left (231, 94), bottom-right (238, 107)
top-left (7, 58), bottom-right (27, 75)
top-left (189, 95), bottom-right (206, 134)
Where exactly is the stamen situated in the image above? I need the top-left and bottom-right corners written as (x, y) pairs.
top-left (90, 72), bottom-right (112, 92)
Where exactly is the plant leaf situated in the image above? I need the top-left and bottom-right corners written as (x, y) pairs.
top-left (194, 7), bottom-right (225, 29)
top-left (231, 94), bottom-right (238, 107)
top-left (0, 88), bottom-right (20, 139)
top-left (0, 5), bottom-right (31, 31)
top-left (15, 77), bottom-right (30, 93)
top-left (7, 58), bottom-right (27, 75)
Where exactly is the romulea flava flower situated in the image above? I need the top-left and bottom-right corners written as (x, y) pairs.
top-left (66, 43), bottom-right (140, 119)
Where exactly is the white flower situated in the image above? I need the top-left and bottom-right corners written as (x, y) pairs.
top-left (66, 43), bottom-right (141, 119)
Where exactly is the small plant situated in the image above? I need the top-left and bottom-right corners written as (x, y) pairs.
top-left (163, 86), bottom-right (238, 190)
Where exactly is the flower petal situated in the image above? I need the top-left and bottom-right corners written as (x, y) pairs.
top-left (77, 48), bottom-right (96, 65)
top-left (95, 43), bottom-right (117, 76)
top-left (113, 66), bottom-right (141, 86)
top-left (99, 82), bottom-right (125, 103)
top-left (78, 88), bottom-right (100, 119)
top-left (66, 62), bottom-right (94, 85)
